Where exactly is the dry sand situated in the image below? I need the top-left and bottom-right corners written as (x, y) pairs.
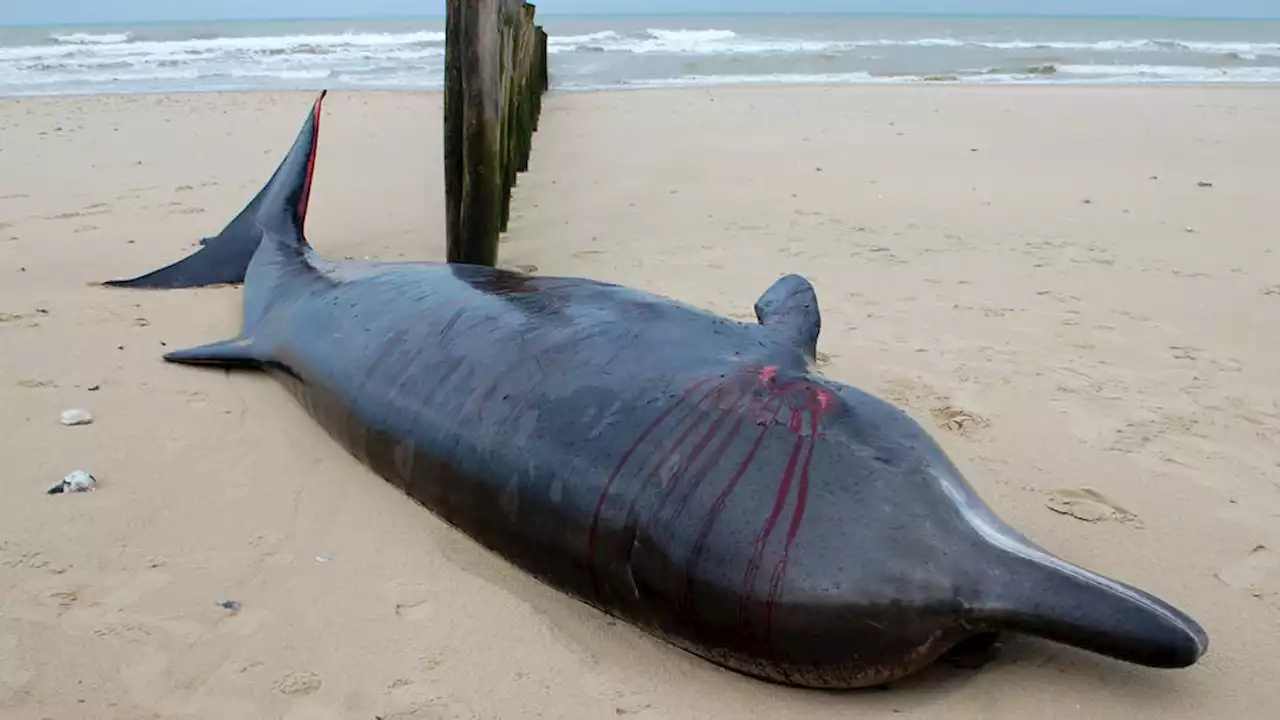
top-left (2, 85), bottom-right (1279, 718)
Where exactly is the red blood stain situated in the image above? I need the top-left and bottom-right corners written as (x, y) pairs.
top-left (587, 377), bottom-right (716, 592)
top-left (297, 91), bottom-right (325, 232)
top-left (589, 363), bottom-right (837, 631)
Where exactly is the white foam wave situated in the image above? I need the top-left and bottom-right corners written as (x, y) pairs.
top-left (1053, 63), bottom-right (1280, 82)
top-left (548, 30), bottom-right (622, 46)
top-left (613, 64), bottom-right (1280, 90)
top-left (645, 29), bottom-right (737, 42)
top-left (548, 28), bottom-right (852, 55)
top-left (0, 30), bottom-right (449, 94)
top-left (2, 30), bottom-right (445, 63)
top-left (50, 32), bottom-right (132, 45)
top-left (549, 31), bottom-right (1280, 58)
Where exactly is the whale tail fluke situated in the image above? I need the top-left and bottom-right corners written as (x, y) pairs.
top-left (102, 90), bottom-right (326, 291)
top-left (976, 546), bottom-right (1208, 669)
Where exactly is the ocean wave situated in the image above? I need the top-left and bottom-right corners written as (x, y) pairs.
top-left (1, 30), bottom-right (446, 63)
top-left (548, 28), bottom-right (858, 55)
top-left (49, 32), bottom-right (133, 45)
top-left (1052, 63), bottom-right (1280, 82)
top-left (2, 25), bottom-right (447, 94)
top-left (6, 23), bottom-right (1280, 96)
top-left (547, 30), bottom-right (623, 46)
top-left (547, 30), bottom-right (1280, 58)
top-left (0, 28), bottom-right (449, 92)
top-left (610, 63), bottom-right (1280, 89)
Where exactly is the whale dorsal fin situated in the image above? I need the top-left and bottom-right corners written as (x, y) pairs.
top-left (753, 274), bottom-right (821, 361)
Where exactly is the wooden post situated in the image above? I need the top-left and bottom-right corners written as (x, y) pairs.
top-left (445, 0), bottom-right (549, 267)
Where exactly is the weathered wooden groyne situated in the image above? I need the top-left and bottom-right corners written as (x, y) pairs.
top-left (444, 0), bottom-right (550, 267)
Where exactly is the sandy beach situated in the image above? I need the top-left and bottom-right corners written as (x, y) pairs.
top-left (2, 85), bottom-right (1279, 718)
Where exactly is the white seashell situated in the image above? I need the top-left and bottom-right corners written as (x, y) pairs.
top-left (60, 409), bottom-right (94, 426)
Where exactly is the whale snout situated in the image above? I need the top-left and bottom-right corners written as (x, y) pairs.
top-left (974, 544), bottom-right (1211, 671)
top-left (1123, 601), bottom-right (1208, 669)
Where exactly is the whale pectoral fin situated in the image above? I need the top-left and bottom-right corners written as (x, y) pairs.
top-left (163, 336), bottom-right (263, 369)
top-left (753, 274), bottom-right (821, 360)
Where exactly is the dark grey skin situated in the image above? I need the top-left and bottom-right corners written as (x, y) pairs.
top-left (104, 91), bottom-right (1208, 689)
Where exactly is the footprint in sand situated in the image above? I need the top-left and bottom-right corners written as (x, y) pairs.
top-left (1216, 545), bottom-right (1280, 602)
top-left (930, 404), bottom-right (991, 436)
top-left (1045, 488), bottom-right (1144, 528)
top-left (275, 671), bottom-right (322, 696)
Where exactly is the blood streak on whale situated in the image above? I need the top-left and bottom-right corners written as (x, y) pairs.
top-left (587, 363), bottom-right (836, 637)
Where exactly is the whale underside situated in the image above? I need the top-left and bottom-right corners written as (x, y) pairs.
top-left (102, 91), bottom-right (1208, 689)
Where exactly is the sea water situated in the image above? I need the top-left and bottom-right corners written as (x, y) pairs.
top-left (2, 14), bottom-right (1279, 96)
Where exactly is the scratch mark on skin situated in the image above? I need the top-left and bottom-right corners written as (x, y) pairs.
top-left (685, 394), bottom-right (782, 611)
top-left (616, 381), bottom-right (734, 542)
top-left (766, 413), bottom-right (818, 632)
top-left (742, 433), bottom-right (806, 617)
top-left (438, 307), bottom-right (467, 339)
top-left (654, 394), bottom-right (752, 534)
top-left (679, 366), bottom-right (834, 629)
top-left (587, 377), bottom-right (717, 591)
top-left (465, 326), bottom-right (616, 424)
top-left (589, 363), bottom-right (838, 632)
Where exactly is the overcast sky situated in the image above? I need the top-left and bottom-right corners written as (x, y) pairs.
top-left (3, 1), bottom-right (1277, 26)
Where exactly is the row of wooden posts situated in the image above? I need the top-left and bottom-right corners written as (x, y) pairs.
top-left (444, 0), bottom-right (550, 268)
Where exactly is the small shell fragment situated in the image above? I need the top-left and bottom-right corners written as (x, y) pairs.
top-left (48, 470), bottom-right (96, 494)
top-left (60, 409), bottom-right (94, 426)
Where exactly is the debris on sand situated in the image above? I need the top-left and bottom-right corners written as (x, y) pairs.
top-left (48, 470), bottom-right (96, 495)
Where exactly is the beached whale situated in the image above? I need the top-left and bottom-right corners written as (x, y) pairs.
top-left (104, 91), bottom-right (1207, 689)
